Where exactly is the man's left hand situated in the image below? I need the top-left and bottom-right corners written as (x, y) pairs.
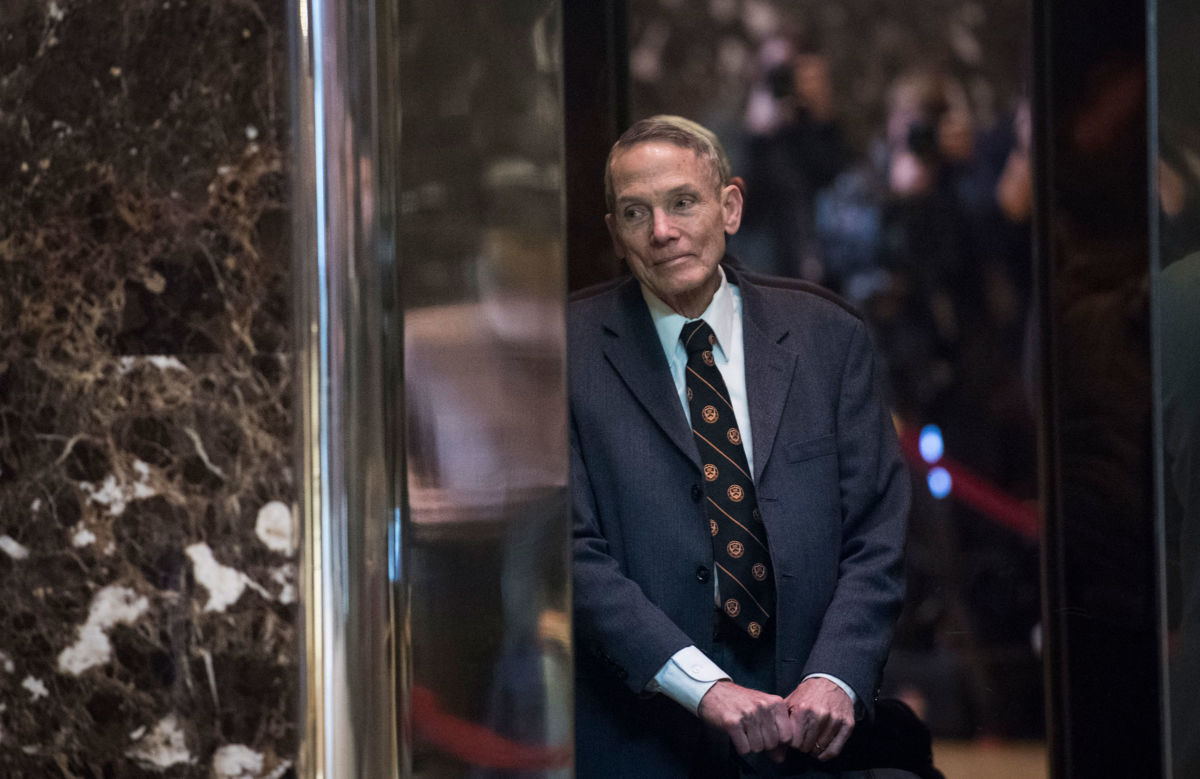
top-left (784, 677), bottom-right (855, 761)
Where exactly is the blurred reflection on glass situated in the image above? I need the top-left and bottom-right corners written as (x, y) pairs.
top-left (1155, 0), bottom-right (1200, 773)
top-left (1049, 48), bottom-right (1157, 779)
top-left (1160, 252), bottom-right (1200, 779)
top-left (393, 1), bottom-right (571, 776)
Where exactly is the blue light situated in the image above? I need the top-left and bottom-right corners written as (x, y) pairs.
top-left (919, 425), bottom-right (944, 464)
top-left (927, 467), bottom-right (952, 499)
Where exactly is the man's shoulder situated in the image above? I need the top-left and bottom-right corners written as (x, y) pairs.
top-left (562, 267), bottom-right (866, 348)
top-left (567, 275), bottom-right (637, 336)
top-left (569, 273), bottom-right (632, 303)
top-left (734, 269), bottom-right (866, 339)
top-left (738, 270), bottom-right (862, 320)
top-left (569, 274), bottom-right (633, 309)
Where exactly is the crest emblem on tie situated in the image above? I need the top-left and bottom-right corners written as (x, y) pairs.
top-left (680, 318), bottom-right (775, 637)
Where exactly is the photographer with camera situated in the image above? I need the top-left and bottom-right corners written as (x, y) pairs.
top-left (733, 36), bottom-right (849, 281)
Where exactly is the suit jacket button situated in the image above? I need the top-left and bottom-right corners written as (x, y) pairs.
top-left (696, 566), bottom-right (710, 583)
top-left (691, 484), bottom-right (703, 502)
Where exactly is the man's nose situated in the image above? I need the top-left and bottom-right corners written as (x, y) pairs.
top-left (650, 208), bottom-right (677, 243)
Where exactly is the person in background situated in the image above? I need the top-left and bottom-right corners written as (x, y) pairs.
top-left (732, 37), bottom-right (849, 282)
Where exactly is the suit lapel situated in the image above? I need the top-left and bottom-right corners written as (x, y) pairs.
top-left (732, 269), bottom-right (796, 484)
top-left (601, 280), bottom-right (701, 469)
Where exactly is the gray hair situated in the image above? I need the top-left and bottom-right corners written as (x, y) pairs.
top-left (604, 114), bottom-right (732, 212)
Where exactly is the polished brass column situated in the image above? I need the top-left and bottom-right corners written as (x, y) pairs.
top-left (291, 0), bottom-right (399, 775)
top-left (290, 0), bottom-right (571, 776)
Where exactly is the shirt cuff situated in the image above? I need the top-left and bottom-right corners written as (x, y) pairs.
top-left (803, 673), bottom-right (860, 712)
top-left (645, 646), bottom-right (731, 714)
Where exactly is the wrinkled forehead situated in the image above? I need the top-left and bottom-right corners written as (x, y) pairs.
top-left (608, 141), bottom-right (722, 197)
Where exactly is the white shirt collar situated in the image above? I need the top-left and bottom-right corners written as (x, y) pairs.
top-left (641, 266), bottom-right (737, 364)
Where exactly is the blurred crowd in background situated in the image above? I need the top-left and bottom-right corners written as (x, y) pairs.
top-left (628, 0), bottom-right (1042, 741)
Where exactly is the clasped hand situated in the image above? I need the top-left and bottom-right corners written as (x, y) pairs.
top-left (696, 677), bottom-right (854, 762)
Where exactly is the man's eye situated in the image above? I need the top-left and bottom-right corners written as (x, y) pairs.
top-left (623, 207), bottom-right (646, 221)
top-left (674, 198), bottom-right (695, 209)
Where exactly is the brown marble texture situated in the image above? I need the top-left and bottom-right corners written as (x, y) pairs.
top-left (0, 0), bottom-right (295, 776)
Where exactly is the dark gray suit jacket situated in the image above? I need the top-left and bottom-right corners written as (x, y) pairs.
top-left (569, 263), bottom-right (909, 777)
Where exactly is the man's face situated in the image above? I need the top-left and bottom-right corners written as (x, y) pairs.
top-left (605, 141), bottom-right (742, 317)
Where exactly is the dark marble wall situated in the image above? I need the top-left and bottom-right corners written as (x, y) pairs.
top-left (0, 0), bottom-right (296, 776)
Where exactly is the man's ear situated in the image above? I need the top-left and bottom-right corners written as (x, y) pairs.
top-left (604, 213), bottom-right (625, 259)
top-left (721, 183), bottom-right (744, 235)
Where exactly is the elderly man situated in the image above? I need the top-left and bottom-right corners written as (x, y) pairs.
top-left (569, 115), bottom-right (911, 777)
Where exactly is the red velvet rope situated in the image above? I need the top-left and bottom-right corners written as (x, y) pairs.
top-left (411, 685), bottom-right (572, 770)
top-left (898, 427), bottom-right (1039, 541)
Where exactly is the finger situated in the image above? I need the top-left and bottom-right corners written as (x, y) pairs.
top-left (758, 704), bottom-right (783, 751)
top-left (784, 704), bottom-right (807, 750)
top-left (771, 703), bottom-right (794, 750)
top-left (797, 709), bottom-right (830, 753)
top-left (752, 697), bottom-right (791, 754)
top-left (783, 703), bottom-right (805, 749)
top-left (743, 718), bottom-right (767, 754)
top-left (812, 715), bottom-right (842, 754)
top-left (728, 723), bottom-right (751, 756)
top-left (818, 719), bottom-right (855, 761)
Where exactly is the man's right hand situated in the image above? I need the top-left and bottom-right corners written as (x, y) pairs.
top-left (696, 680), bottom-right (793, 760)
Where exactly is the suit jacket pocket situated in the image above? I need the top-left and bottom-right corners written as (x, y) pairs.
top-left (784, 433), bottom-right (837, 463)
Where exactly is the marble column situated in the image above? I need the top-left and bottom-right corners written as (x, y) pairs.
top-left (0, 0), bottom-right (296, 776)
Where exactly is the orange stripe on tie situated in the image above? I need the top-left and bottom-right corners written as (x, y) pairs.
top-left (692, 429), bottom-right (750, 480)
top-left (715, 562), bottom-right (771, 617)
top-left (685, 365), bottom-right (733, 410)
top-left (706, 497), bottom-right (767, 551)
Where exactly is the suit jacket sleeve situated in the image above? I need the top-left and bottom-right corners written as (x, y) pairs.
top-left (571, 412), bottom-right (696, 694)
top-left (801, 318), bottom-right (909, 711)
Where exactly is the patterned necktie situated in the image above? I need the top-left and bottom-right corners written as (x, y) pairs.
top-left (680, 319), bottom-right (775, 639)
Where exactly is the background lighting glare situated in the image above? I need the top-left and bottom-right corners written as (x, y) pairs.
top-left (919, 425), bottom-right (944, 464)
top-left (927, 466), bottom-right (952, 499)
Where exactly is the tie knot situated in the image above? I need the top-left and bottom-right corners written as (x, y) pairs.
top-left (679, 319), bottom-right (717, 356)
